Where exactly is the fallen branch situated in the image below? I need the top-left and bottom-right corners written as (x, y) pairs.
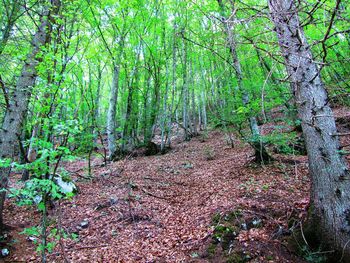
top-left (141, 188), bottom-right (169, 200)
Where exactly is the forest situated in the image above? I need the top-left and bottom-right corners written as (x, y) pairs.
top-left (0, 0), bottom-right (350, 262)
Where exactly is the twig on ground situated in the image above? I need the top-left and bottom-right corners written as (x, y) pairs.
top-left (141, 188), bottom-right (169, 200)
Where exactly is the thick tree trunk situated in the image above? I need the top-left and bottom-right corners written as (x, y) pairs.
top-left (269, 0), bottom-right (350, 259)
top-left (0, 0), bottom-right (60, 230)
top-left (106, 66), bottom-right (119, 160)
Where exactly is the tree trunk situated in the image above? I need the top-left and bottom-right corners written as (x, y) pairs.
top-left (166, 24), bottom-right (178, 148)
top-left (217, 0), bottom-right (271, 163)
top-left (161, 56), bottom-right (170, 152)
top-left (269, 0), bottom-right (350, 259)
top-left (106, 66), bottom-right (119, 160)
top-left (201, 90), bottom-right (207, 130)
top-left (0, 1), bottom-right (20, 55)
top-left (122, 85), bottom-right (134, 152)
top-left (182, 39), bottom-right (191, 141)
top-left (92, 62), bottom-right (103, 145)
top-left (190, 61), bottom-right (198, 136)
top-left (0, 0), bottom-right (60, 230)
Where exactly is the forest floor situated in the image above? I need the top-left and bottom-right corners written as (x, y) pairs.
top-left (2, 107), bottom-right (350, 263)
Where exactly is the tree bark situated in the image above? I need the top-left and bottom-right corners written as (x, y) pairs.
top-left (182, 38), bottom-right (191, 141)
top-left (166, 23), bottom-right (178, 148)
top-left (190, 60), bottom-right (198, 136)
top-left (201, 90), bottom-right (207, 130)
top-left (0, 0), bottom-right (60, 230)
top-left (217, 0), bottom-right (271, 163)
top-left (106, 66), bottom-right (120, 160)
top-left (0, 0), bottom-right (20, 55)
top-left (269, 0), bottom-right (350, 259)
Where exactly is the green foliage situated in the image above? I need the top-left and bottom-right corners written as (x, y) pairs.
top-left (9, 178), bottom-right (74, 207)
top-left (20, 226), bottom-right (75, 254)
top-left (300, 246), bottom-right (327, 263)
top-left (266, 131), bottom-right (298, 154)
top-left (10, 174), bottom-right (76, 255)
top-left (1, 0), bottom-right (349, 259)
top-left (0, 158), bottom-right (12, 169)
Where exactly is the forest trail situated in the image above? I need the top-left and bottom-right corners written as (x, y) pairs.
top-left (3, 128), bottom-right (313, 262)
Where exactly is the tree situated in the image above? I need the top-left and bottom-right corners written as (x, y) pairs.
top-left (0, 0), bottom-right (61, 230)
top-left (217, 0), bottom-right (272, 163)
top-left (269, 0), bottom-right (350, 259)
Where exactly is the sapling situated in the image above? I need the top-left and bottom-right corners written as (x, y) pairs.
top-left (6, 120), bottom-right (81, 262)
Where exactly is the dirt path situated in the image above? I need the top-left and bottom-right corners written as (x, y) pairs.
top-left (4, 131), bottom-right (309, 262)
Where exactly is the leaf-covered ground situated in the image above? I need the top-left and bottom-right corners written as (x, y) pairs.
top-left (2, 125), bottom-right (318, 262)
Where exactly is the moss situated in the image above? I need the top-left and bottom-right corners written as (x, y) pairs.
top-left (213, 224), bottom-right (239, 248)
top-left (224, 210), bottom-right (242, 221)
top-left (212, 213), bottom-right (222, 224)
top-left (226, 252), bottom-right (244, 263)
top-left (207, 243), bottom-right (217, 256)
top-left (209, 210), bottom-right (255, 262)
top-left (225, 251), bottom-right (251, 263)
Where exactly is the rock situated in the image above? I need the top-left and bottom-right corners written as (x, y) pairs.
top-left (1, 248), bottom-right (9, 257)
top-left (109, 198), bottom-right (118, 205)
top-left (251, 218), bottom-right (262, 228)
top-left (54, 175), bottom-right (77, 194)
top-left (27, 236), bottom-right (37, 242)
top-left (80, 219), bottom-right (89, 229)
top-left (182, 162), bottom-right (193, 169)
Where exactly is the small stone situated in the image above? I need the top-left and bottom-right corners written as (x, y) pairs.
top-left (252, 218), bottom-right (262, 227)
top-left (1, 248), bottom-right (9, 257)
top-left (27, 236), bottom-right (37, 242)
top-left (111, 230), bottom-right (118, 236)
top-left (80, 219), bottom-right (89, 229)
top-left (109, 198), bottom-right (118, 205)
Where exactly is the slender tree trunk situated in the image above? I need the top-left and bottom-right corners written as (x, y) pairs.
top-left (269, 0), bottom-right (350, 259)
top-left (217, 0), bottom-right (271, 163)
top-left (201, 90), bottom-right (207, 130)
top-left (190, 60), bottom-right (198, 136)
top-left (0, 1), bottom-right (20, 55)
top-left (107, 65), bottom-right (119, 160)
top-left (166, 24), bottom-right (177, 148)
top-left (182, 39), bottom-right (190, 141)
top-left (27, 117), bottom-right (40, 163)
top-left (92, 62), bottom-right (103, 145)
top-left (161, 58), bottom-right (170, 152)
top-left (122, 84), bottom-right (134, 152)
top-left (0, 0), bottom-right (60, 230)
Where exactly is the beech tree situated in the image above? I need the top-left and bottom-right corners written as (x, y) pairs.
top-left (217, 0), bottom-right (272, 163)
top-left (269, 0), bottom-right (350, 258)
top-left (0, 0), bottom-right (349, 260)
top-left (0, 0), bottom-right (61, 230)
